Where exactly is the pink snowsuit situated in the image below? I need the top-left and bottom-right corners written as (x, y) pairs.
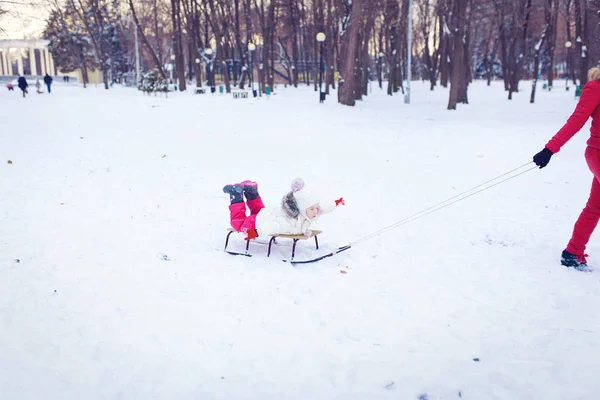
top-left (228, 198), bottom-right (265, 232)
top-left (545, 80), bottom-right (600, 256)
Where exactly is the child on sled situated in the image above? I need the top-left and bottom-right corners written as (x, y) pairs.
top-left (223, 178), bottom-right (345, 240)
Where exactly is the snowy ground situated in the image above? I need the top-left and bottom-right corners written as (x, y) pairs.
top-left (1, 79), bottom-right (600, 399)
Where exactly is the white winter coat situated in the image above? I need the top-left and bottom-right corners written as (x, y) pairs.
top-left (255, 193), bottom-right (336, 237)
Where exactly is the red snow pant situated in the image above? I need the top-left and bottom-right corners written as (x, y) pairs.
top-left (566, 146), bottom-right (600, 256)
top-left (229, 198), bottom-right (265, 233)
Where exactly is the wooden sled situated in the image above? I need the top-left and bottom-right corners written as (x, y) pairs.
top-left (224, 228), bottom-right (322, 261)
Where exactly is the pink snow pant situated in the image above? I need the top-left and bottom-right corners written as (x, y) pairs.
top-left (229, 198), bottom-right (265, 232)
top-left (566, 146), bottom-right (600, 256)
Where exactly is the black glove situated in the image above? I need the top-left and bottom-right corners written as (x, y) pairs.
top-left (533, 147), bottom-right (553, 169)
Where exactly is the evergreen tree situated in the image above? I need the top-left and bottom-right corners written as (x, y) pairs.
top-left (139, 68), bottom-right (168, 95)
top-left (44, 5), bottom-right (97, 87)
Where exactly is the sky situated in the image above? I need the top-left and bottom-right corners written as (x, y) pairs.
top-left (0, 2), bottom-right (49, 40)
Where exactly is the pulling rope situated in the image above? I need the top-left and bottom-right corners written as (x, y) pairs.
top-left (349, 162), bottom-right (537, 246)
top-left (289, 162), bottom-right (537, 265)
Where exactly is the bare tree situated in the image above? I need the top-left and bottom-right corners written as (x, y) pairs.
top-left (530, 13), bottom-right (548, 103)
top-left (418, 0), bottom-right (440, 90)
top-left (69, 0), bottom-right (111, 89)
top-left (128, 0), bottom-right (166, 77)
top-left (171, 0), bottom-right (186, 90)
top-left (574, 0), bottom-right (589, 85)
top-left (544, 0), bottom-right (558, 88)
top-left (338, 0), bottom-right (363, 106)
top-left (448, 0), bottom-right (467, 109)
top-left (325, 0), bottom-right (337, 93)
top-left (496, 0), bottom-right (532, 100)
top-left (206, 0), bottom-right (232, 92)
top-left (438, 0), bottom-right (451, 88)
top-left (587, 0), bottom-right (600, 72)
top-left (383, 0), bottom-right (401, 95)
top-left (457, 0), bottom-right (472, 103)
top-left (181, 0), bottom-right (204, 88)
top-left (358, 0), bottom-right (377, 98)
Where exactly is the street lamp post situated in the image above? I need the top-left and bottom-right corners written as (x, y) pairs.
top-left (205, 48), bottom-right (214, 92)
top-left (316, 32), bottom-right (326, 103)
top-left (122, 17), bottom-right (140, 85)
top-left (565, 40), bottom-right (572, 91)
top-left (248, 43), bottom-right (256, 97)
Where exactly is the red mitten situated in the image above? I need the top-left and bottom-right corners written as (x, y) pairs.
top-left (244, 229), bottom-right (258, 240)
top-left (335, 197), bottom-right (345, 206)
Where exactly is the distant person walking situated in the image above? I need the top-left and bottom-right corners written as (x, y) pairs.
top-left (17, 76), bottom-right (28, 98)
top-left (532, 67), bottom-right (600, 270)
top-left (44, 74), bottom-right (53, 93)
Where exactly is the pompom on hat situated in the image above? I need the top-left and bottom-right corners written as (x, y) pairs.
top-left (291, 178), bottom-right (320, 219)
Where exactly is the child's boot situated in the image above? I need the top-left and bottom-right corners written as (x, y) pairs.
top-left (223, 183), bottom-right (244, 204)
top-left (241, 180), bottom-right (260, 200)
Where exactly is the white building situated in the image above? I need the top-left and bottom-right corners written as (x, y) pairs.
top-left (0, 39), bottom-right (56, 77)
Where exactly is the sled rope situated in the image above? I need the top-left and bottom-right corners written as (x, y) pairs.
top-left (348, 162), bottom-right (537, 247)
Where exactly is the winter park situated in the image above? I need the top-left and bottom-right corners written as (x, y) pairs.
top-left (2, 0), bottom-right (600, 399)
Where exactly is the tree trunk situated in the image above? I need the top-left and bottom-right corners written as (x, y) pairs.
top-left (530, 26), bottom-right (548, 103)
top-left (128, 0), bottom-right (166, 78)
top-left (207, 0), bottom-right (231, 92)
top-left (438, 7), bottom-right (449, 88)
top-left (338, 0), bottom-right (363, 106)
top-left (448, 0), bottom-right (466, 110)
top-left (457, 0), bottom-right (471, 104)
top-left (575, 0), bottom-right (588, 85)
top-left (359, 2), bottom-right (375, 98)
top-left (565, 0), bottom-right (576, 85)
top-left (546, 0), bottom-right (558, 88)
top-left (325, 0), bottom-right (335, 93)
top-left (233, 0), bottom-right (247, 88)
top-left (171, 0), bottom-right (186, 91)
top-left (244, 0), bottom-right (253, 88)
top-left (289, 0), bottom-right (299, 87)
top-left (587, 0), bottom-right (600, 71)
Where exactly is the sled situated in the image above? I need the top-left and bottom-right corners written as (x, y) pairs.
top-left (224, 228), bottom-right (321, 261)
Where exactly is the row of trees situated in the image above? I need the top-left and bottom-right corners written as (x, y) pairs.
top-left (44, 0), bottom-right (129, 89)
top-left (42, 0), bottom-right (600, 108)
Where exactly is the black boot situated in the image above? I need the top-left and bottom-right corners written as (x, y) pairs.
top-left (223, 184), bottom-right (244, 204)
top-left (561, 250), bottom-right (588, 270)
top-left (241, 180), bottom-right (260, 201)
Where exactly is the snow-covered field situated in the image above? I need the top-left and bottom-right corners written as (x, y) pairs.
top-left (2, 80), bottom-right (599, 399)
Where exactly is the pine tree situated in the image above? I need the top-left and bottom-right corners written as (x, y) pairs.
top-left (139, 68), bottom-right (168, 95)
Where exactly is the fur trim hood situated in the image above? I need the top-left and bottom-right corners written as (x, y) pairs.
top-left (281, 191), bottom-right (301, 219)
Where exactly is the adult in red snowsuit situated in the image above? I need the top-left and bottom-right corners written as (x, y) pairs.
top-left (533, 67), bottom-right (600, 269)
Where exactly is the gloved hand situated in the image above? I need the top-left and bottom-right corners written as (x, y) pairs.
top-left (335, 197), bottom-right (345, 206)
top-left (303, 230), bottom-right (312, 237)
top-left (533, 147), bottom-right (553, 169)
top-left (244, 229), bottom-right (258, 241)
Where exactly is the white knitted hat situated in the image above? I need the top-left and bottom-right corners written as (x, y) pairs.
top-left (291, 178), bottom-right (319, 219)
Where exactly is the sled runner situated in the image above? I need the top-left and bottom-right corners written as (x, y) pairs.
top-left (224, 228), bottom-right (322, 261)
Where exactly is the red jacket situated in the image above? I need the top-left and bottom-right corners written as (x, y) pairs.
top-left (546, 80), bottom-right (600, 153)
